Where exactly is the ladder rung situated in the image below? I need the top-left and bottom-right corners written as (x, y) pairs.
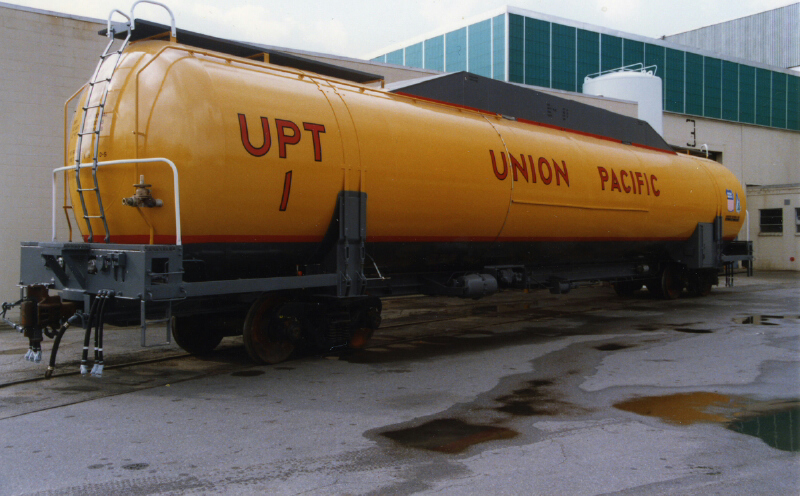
top-left (77, 188), bottom-right (98, 192)
top-left (84, 215), bottom-right (105, 219)
top-left (83, 103), bottom-right (105, 111)
top-left (78, 131), bottom-right (99, 136)
top-left (89, 78), bottom-right (112, 86)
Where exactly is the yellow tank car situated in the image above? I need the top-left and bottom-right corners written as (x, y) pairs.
top-left (14, 14), bottom-right (751, 366)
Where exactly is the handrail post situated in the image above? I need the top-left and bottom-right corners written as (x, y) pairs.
top-left (130, 1), bottom-right (177, 40)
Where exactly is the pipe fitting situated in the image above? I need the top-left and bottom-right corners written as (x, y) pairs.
top-left (122, 175), bottom-right (163, 208)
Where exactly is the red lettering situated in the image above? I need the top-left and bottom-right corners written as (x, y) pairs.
top-left (490, 150), bottom-right (508, 180)
top-left (630, 170), bottom-right (637, 193)
top-left (275, 119), bottom-right (301, 159)
top-left (527, 156), bottom-right (537, 182)
top-left (610, 169), bottom-right (621, 192)
top-left (302, 123), bottom-right (326, 161)
top-left (554, 160), bottom-right (569, 187)
top-left (598, 166), bottom-right (609, 190)
top-left (635, 172), bottom-right (645, 195)
top-left (279, 170), bottom-right (292, 211)
top-left (651, 175), bottom-right (660, 196)
top-left (238, 114), bottom-right (271, 157)
top-left (538, 157), bottom-right (552, 185)
top-left (620, 170), bottom-right (631, 193)
top-left (511, 155), bottom-right (528, 182)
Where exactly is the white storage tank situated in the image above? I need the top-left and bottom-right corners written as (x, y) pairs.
top-left (583, 66), bottom-right (663, 136)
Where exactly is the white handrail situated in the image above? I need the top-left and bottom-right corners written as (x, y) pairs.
top-left (107, 9), bottom-right (131, 37)
top-left (130, 1), bottom-right (177, 38)
top-left (53, 158), bottom-right (181, 245)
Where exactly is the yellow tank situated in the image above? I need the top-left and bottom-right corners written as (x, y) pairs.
top-left (67, 38), bottom-right (747, 276)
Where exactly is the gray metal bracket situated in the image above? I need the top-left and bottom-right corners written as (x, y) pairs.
top-left (326, 191), bottom-right (367, 298)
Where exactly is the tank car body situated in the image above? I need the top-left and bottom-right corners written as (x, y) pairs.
top-left (69, 39), bottom-right (745, 273)
top-left (6, 13), bottom-right (753, 369)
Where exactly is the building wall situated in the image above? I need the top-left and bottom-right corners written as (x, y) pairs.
top-left (0, 5), bottom-right (106, 304)
top-left (745, 185), bottom-right (800, 271)
top-left (371, 8), bottom-right (800, 135)
top-left (665, 3), bottom-right (800, 70)
top-left (663, 113), bottom-right (800, 186)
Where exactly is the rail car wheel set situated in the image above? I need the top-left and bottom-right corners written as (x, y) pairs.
top-left (1, 2), bottom-right (753, 377)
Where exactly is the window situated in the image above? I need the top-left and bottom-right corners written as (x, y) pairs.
top-left (760, 208), bottom-right (783, 234)
top-left (796, 208), bottom-right (800, 234)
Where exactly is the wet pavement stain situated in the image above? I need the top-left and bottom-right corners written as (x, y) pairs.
top-left (339, 327), bottom-right (558, 364)
top-left (615, 393), bottom-right (800, 451)
top-left (734, 315), bottom-right (800, 325)
top-left (615, 392), bottom-right (741, 425)
top-left (381, 419), bottom-right (518, 454)
top-left (230, 370), bottom-right (265, 377)
top-left (121, 463), bottom-right (150, 470)
top-left (673, 328), bottom-right (713, 334)
top-left (492, 379), bottom-right (578, 417)
top-left (595, 343), bottom-right (633, 351)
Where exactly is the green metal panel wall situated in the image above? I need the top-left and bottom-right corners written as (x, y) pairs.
top-left (721, 61), bottom-right (739, 121)
top-left (739, 65), bottom-right (756, 124)
top-left (405, 42), bottom-right (423, 69)
top-left (772, 72), bottom-right (787, 128)
top-left (424, 36), bottom-right (444, 72)
top-left (446, 28), bottom-right (467, 72)
top-left (704, 57), bottom-right (722, 119)
top-left (376, 13), bottom-right (799, 133)
top-left (577, 29), bottom-right (599, 91)
top-left (601, 34), bottom-right (622, 71)
top-left (685, 52), bottom-right (703, 116)
top-left (665, 48), bottom-right (684, 113)
top-left (755, 68), bottom-right (771, 126)
top-left (623, 39), bottom-right (643, 66)
top-left (509, 14), bottom-right (524, 83)
top-left (468, 20), bottom-right (492, 77)
top-left (552, 23), bottom-right (576, 92)
top-left (492, 15), bottom-right (505, 80)
top-left (525, 17), bottom-right (550, 87)
top-left (386, 49), bottom-right (403, 65)
top-left (789, 75), bottom-right (800, 131)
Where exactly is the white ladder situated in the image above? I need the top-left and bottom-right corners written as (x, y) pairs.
top-left (72, 10), bottom-right (132, 243)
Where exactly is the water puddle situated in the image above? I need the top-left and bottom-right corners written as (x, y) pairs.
top-left (230, 370), bottom-right (265, 377)
top-left (733, 315), bottom-right (800, 326)
top-left (380, 418), bottom-right (518, 454)
top-left (614, 392), bottom-right (800, 452)
top-left (728, 406), bottom-right (800, 452)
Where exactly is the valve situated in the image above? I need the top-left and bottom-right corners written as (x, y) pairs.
top-left (122, 175), bottom-right (163, 208)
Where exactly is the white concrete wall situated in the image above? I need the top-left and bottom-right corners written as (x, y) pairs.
top-left (745, 185), bottom-right (800, 271)
top-left (663, 113), bottom-right (800, 186)
top-left (0, 5), bottom-right (106, 305)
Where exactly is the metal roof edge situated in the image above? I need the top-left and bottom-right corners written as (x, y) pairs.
top-left (0, 1), bottom-right (103, 25)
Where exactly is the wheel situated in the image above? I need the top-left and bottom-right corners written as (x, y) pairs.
top-left (647, 264), bottom-right (683, 300)
top-left (171, 314), bottom-right (224, 355)
top-left (613, 280), bottom-right (643, 297)
top-left (243, 295), bottom-right (298, 364)
top-left (348, 300), bottom-right (382, 349)
top-left (687, 272), bottom-right (713, 297)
